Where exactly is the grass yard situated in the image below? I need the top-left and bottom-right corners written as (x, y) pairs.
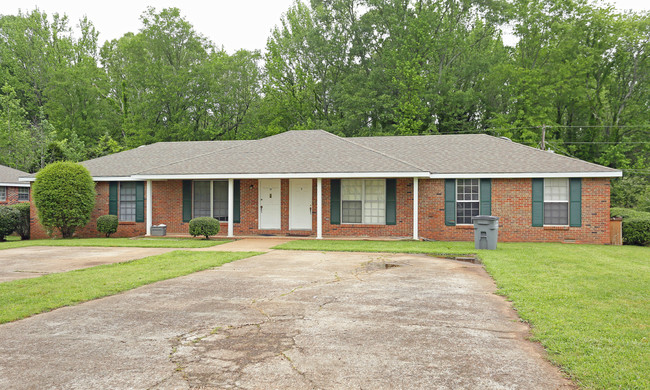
top-left (0, 250), bottom-right (259, 324)
top-left (276, 240), bottom-right (650, 390)
top-left (0, 236), bottom-right (229, 250)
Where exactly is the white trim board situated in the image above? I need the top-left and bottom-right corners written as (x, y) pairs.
top-left (131, 172), bottom-right (431, 180)
top-left (0, 182), bottom-right (31, 187)
top-left (429, 171), bottom-right (622, 179)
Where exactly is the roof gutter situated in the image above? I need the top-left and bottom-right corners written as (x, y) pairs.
top-left (429, 171), bottom-right (623, 179)
top-left (0, 181), bottom-right (31, 187)
top-left (130, 172), bottom-right (431, 180)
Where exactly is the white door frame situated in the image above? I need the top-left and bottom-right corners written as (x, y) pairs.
top-left (289, 179), bottom-right (312, 230)
top-left (258, 179), bottom-right (281, 230)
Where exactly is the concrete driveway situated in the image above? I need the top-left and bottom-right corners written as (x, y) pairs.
top-left (0, 250), bottom-right (572, 389)
top-left (0, 246), bottom-right (175, 282)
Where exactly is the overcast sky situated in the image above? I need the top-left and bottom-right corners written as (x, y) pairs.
top-left (1, 0), bottom-right (648, 53)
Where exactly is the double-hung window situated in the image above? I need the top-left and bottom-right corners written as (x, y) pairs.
top-left (456, 179), bottom-right (479, 224)
top-left (193, 180), bottom-right (229, 221)
top-left (0, 186), bottom-right (6, 202)
top-left (18, 187), bottom-right (29, 202)
top-left (544, 178), bottom-right (569, 225)
top-left (341, 179), bottom-right (385, 224)
top-left (119, 182), bottom-right (137, 222)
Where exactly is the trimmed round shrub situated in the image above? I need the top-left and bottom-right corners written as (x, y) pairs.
top-left (10, 202), bottom-right (30, 240)
top-left (97, 215), bottom-right (119, 238)
top-left (189, 217), bottom-right (220, 239)
top-left (32, 161), bottom-right (96, 238)
top-left (0, 206), bottom-right (20, 242)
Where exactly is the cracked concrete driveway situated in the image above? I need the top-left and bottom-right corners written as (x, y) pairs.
top-left (0, 250), bottom-right (572, 389)
top-left (0, 246), bottom-right (175, 282)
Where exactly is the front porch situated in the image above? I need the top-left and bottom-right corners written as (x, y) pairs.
top-left (146, 177), bottom-right (421, 240)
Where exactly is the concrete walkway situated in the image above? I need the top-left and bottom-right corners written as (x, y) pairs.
top-left (0, 249), bottom-right (572, 389)
top-left (0, 246), bottom-right (175, 283)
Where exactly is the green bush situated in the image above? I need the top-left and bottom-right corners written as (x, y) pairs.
top-left (0, 206), bottom-right (20, 242)
top-left (189, 217), bottom-right (220, 239)
top-left (32, 161), bottom-right (96, 238)
top-left (611, 207), bottom-right (650, 246)
top-left (10, 202), bottom-right (30, 240)
top-left (97, 215), bottom-right (119, 237)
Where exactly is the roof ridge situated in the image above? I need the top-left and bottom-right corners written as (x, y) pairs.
top-left (488, 135), bottom-right (620, 172)
top-left (323, 131), bottom-right (428, 173)
top-left (134, 139), bottom-right (256, 175)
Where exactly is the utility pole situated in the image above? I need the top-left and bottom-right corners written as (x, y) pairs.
top-left (541, 124), bottom-right (546, 151)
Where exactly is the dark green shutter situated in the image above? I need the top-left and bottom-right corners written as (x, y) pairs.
top-left (135, 181), bottom-right (145, 222)
top-left (569, 178), bottom-right (582, 227)
top-left (182, 180), bottom-right (192, 222)
top-left (444, 179), bottom-right (456, 226)
top-left (330, 179), bottom-right (341, 225)
top-left (386, 179), bottom-right (397, 225)
top-left (233, 179), bottom-right (241, 223)
top-left (109, 182), bottom-right (118, 216)
top-left (532, 178), bottom-right (544, 227)
top-left (480, 179), bottom-right (491, 215)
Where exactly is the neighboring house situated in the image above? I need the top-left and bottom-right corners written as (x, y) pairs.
top-left (0, 164), bottom-right (30, 206)
top-left (25, 130), bottom-right (621, 243)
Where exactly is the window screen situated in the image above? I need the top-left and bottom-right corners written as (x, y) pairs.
top-left (341, 179), bottom-right (385, 224)
top-left (456, 179), bottom-right (479, 224)
top-left (18, 187), bottom-right (29, 201)
top-left (193, 181), bottom-right (211, 218)
top-left (544, 178), bottom-right (569, 225)
top-left (0, 187), bottom-right (5, 201)
top-left (119, 182), bottom-right (136, 222)
top-left (342, 180), bottom-right (362, 223)
top-left (213, 181), bottom-right (228, 221)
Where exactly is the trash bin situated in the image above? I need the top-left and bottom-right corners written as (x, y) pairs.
top-left (471, 216), bottom-right (499, 250)
top-left (151, 224), bottom-right (167, 236)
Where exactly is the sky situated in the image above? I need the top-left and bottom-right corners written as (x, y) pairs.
top-left (0, 0), bottom-right (648, 53)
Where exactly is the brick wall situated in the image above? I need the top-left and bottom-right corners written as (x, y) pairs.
top-left (0, 186), bottom-right (26, 206)
top-left (28, 177), bottom-right (612, 244)
top-left (30, 182), bottom-right (146, 239)
top-left (417, 178), bottom-right (611, 244)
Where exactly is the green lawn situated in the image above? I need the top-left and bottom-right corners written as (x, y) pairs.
top-left (0, 250), bottom-right (259, 324)
top-left (0, 236), bottom-right (230, 250)
top-left (275, 240), bottom-right (650, 390)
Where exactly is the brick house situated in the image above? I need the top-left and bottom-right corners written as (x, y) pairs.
top-left (26, 130), bottom-right (621, 243)
top-left (0, 164), bottom-right (30, 206)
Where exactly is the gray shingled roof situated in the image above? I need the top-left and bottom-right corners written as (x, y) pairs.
top-left (74, 130), bottom-right (620, 178)
top-left (350, 134), bottom-right (621, 175)
top-left (0, 164), bottom-right (30, 186)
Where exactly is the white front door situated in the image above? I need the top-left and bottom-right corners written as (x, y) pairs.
top-left (259, 179), bottom-right (281, 230)
top-left (289, 179), bottom-right (312, 230)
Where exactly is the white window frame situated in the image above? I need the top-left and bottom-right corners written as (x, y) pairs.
top-left (456, 179), bottom-right (480, 225)
top-left (118, 182), bottom-right (137, 222)
top-left (193, 180), bottom-right (229, 221)
top-left (0, 186), bottom-right (6, 202)
top-left (17, 187), bottom-right (29, 202)
top-left (341, 179), bottom-right (386, 225)
top-left (543, 178), bottom-right (569, 227)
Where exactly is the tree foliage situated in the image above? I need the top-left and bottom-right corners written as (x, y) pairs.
top-left (1, 3), bottom-right (648, 208)
top-left (32, 162), bottom-right (96, 238)
top-left (0, 206), bottom-right (19, 242)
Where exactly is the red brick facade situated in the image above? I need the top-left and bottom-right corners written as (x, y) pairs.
top-left (29, 177), bottom-right (612, 244)
top-left (0, 186), bottom-right (29, 206)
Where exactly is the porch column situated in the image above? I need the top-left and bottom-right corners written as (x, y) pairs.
top-left (413, 177), bottom-right (419, 240)
top-left (317, 178), bottom-right (323, 239)
top-left (228, 178), bottom-right (234, 237)
top-left (146, 180), bottom-right (152, 236)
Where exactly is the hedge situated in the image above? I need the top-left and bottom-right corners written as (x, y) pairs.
top-left (10, 202), bottom-right (30, 240)
top-left (611, 207), bottom-right (650, 246)
top-left (0, 206), bottom-right (20, 242)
